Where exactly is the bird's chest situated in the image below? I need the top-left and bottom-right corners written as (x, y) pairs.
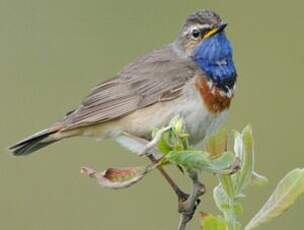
top-left (176, 76), bottom-right (231, 144)
top-left (194, 73), bottom-right (233, 113)
top-left (103, 75), bottom-right (232, 145)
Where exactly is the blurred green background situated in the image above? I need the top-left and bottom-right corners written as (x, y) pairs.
top-left (0, 0), bottom-right (303, 229)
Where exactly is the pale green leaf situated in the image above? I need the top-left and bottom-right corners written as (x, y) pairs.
top-left (206, 128), bottom-right (228, 159)
top-left (165, 115), bottom-right (190, 151)
top-left (213, 185), bottom-right (242, 230)
top-left (170, 115), bottom-right (184, 135)
top-left (233, 202), bottom-right (244, 216)
top-left (212, 152), bottom-right (235, 170)
top-left (214, 185), bottom-right (230, 213)
top-left (165, 150), bottom-right (209, 171)
top-left (200, 212), bottom-right (228, 230)
top-left (213, 185), bottom-right (243, 216)
top-left (245, 168), bottom-right (304, 230)
top-left (232, 130), bottom-right (243, 158)
top-left (165, 151), bottom-right (236, 174)
top-left (251, 172), bottom-right (269, 187)
top-left (158, 131), bottom-right (172, 155)
top-left (218, 174), bottom-right (236, 198)
top-left (216, 153), bottom-right (241, 198)
top-left (235, 125), bottom-right (255, 193)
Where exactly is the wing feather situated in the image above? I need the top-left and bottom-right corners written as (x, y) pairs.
top-left (63, 45), bottom-right (196, 129)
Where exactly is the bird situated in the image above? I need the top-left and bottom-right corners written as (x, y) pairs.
top-left (9, 9), bottom-right (237, 157)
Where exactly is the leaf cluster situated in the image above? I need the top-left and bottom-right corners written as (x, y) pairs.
top-left (80, 117), bottom-right (304, 230)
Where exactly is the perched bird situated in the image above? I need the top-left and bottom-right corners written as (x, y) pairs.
top-left (9, 9), bottom-right (237, 156)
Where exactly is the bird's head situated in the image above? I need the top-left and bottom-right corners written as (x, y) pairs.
top-left (175, 9), bottom-right (226, 56)
top-left (175, 9), bottom-right (237, 92)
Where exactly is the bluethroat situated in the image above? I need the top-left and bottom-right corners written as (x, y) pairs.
top-left (9, 10), bottom-right (237, 162)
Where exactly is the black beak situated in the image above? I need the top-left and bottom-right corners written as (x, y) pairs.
top-left (204, 23), bottom-right (228, 39)
top-left (217, 23), bottom-right (228, 33)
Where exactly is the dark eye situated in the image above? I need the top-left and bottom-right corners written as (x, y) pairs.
top-left (191, 29), bottom-right (201, 38)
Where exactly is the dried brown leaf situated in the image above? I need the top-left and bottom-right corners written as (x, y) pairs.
top-left (81, 164), bottom-right (156, 189)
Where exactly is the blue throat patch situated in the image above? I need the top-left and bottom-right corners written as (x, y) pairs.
top-left (191, 32), bottom-right (237, 92)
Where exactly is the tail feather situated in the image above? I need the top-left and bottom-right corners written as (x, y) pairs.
top-left (9, 129), bottom-right (59, 156)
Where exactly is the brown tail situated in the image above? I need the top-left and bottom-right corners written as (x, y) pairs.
top-left (9, 128), bottom-right (60, 156)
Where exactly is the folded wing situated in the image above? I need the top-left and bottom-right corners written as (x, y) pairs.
top-left (63, 45), bottom-right (196, 130)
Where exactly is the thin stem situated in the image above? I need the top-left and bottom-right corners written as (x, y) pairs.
top-left (120, 129), bottom-right (203, 229)
top-left (148, 155), bottom-right (189, 201)
top-left (177, 171), bottom-right (205, 230)
top-left (138, 127), bottom-right (205, 230)
top-left (132, 128), bottom-right (189, 201)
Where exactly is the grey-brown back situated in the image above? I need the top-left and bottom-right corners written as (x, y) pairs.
top-left (62, 44), bottom-right (198, 130)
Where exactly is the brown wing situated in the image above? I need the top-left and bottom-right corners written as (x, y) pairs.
top-left (63, 45), bottom-right (197, 130)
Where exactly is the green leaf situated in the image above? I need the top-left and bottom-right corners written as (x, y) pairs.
top-left (165, 150), bottom-right (210, 171)
top-left (251, 172), bottom-right (269, 187)
top-left (218, 174), bottom-right (236, 198)
top-left (171, 115), bottom-right (184, 134)
top-left (213, 185), bottom-right (243, 216)
top-left (245, 168), bottom-right (304, 230)
top-left (158, 131), bottom-right (172, 155)
top-left (233, 202), bottom-right (244, 216)
top-left (212, 152), bottom-right (238, 173)
top-left (206, 128), bottom-right (228, 159)
top-left (165, 151), bottom-right (237, 174)
top-left (161, 115), bottom-right (190, 151)
top-left (232, 130), bottom-right (243, 159)
top-left (213, 152), bottom-right (238, 198)
top-left (214, 185), bottom-right (230, 213)
top-left (234, 125), bottom-right (256, 193)
top-left (200, 212), bottom-right (228, 230)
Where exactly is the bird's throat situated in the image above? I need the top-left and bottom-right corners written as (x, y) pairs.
top-left (191, 33), bottom-right (237, 92)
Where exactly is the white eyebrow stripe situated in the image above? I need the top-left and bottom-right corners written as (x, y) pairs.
top-left (183, 24), bottom-right (212, 35)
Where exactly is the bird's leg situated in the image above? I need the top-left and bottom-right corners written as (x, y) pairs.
top-left (116, 132), bottom-right (205, 230)
top-left (116, 132), bottom-right (189, 201)
top-left (147, 154), bottom-right (189, 201)
top-left (177, 171), bottom-right (205, 230)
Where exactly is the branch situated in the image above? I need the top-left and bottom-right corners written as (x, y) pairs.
top-left (177, 171), bottom-right (206, 230)
top-left (137, 128), bottom-right (190, 201)
top-left (88, 123), bottom-right (206, 229)
top-left (139, 126), bottom-right (206, 230)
